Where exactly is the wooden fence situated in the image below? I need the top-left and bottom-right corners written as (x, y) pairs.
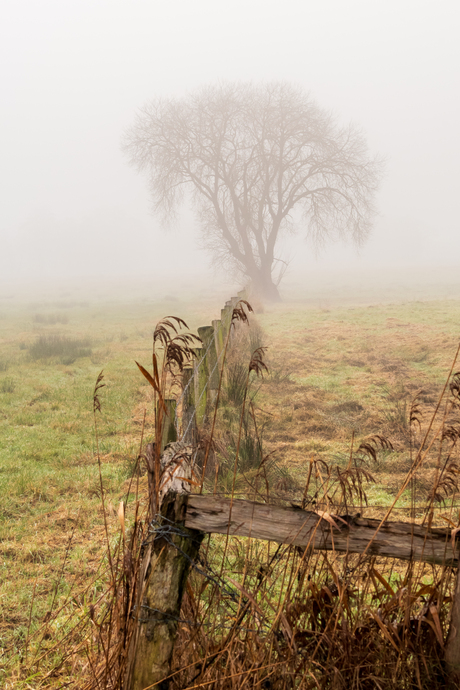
top-left (185, 494), bottom-right (460, 567)
top-left (159, 290), bottom-right (246, 451)
top-left (125, 294), bottom-right (460, 689)
top-left (127, 474), bottom-right (460, 689)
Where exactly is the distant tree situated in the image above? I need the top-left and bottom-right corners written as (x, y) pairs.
top-left (123, 82), bottom-right (383, 301)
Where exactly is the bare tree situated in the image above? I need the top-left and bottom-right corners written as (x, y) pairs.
top-left (123, 82), bottom-right (383, 301)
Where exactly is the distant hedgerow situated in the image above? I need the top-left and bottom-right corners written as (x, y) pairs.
top-left (29, 335), bottom-right (92, 364)
top-left (0, 377), bottom-right (15, 393)
top-left (33, 313), bottom-right (69, 325)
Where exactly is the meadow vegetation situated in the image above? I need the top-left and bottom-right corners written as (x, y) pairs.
top-left (1, 278), bottom-right (460, 687)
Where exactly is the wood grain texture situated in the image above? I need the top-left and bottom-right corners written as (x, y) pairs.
top-left (185, 495), bottom-right (460, 567)
top-left (127, 492), bottom-right (204, 690)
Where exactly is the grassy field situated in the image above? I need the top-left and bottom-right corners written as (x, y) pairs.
top-left (1, 274), bottom-right (460, 687)
top-left (257, 299), bottom-right (460, 512)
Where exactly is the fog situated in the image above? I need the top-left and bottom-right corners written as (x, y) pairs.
top-left (1, 0), bottom-right (459, 294)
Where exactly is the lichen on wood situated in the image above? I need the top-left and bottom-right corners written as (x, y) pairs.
top-left (127, 491), bottom-right (204, 690)
top-left (185, 495), bottom-right (459, 567)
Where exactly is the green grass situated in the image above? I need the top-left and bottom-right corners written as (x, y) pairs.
top-left (253, 297), bottom-right (460, 525)
top-left (0, 288), bottom-right (224, 686)
top-left (1, 281), bottom-right (460, 686)
top-left (28, 335), bottom-right (92, 363)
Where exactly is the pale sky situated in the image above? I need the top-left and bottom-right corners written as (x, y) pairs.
top-left (1, 0), bottom-right (459, 284)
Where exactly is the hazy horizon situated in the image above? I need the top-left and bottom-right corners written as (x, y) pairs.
top-left (1, 0), bottom-right (459, 286)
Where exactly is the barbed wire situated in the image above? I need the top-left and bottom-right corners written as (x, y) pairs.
top-left (146, 515), bottom-right (241, 604)
top-left (139, 514), bottom-right (271, 633)
top-left (134, 605), bottom-right (267, 633)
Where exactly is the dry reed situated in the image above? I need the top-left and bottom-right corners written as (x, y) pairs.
top-left (8, 303), bottom-right (460, 690)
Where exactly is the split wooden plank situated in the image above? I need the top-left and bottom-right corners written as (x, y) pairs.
top-left (185, 495), bottom-right (460, 567)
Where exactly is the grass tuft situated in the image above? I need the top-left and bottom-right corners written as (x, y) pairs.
top-left (4, 292), bottom-right (460, 688)
top-left (28, 335), bottom-right (92, 363)
top-left (33, 313), bottom-right (69, 325)
top-left (0, 376), bottom-right (15, 393)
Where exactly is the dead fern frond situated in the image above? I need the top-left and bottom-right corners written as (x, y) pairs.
top-left (231, 299), bottom-right (254, 328)
top-left (153, 316), bottom-right (189, 346)
top-left (165, 337), bottom-right (200, 374)
top-left (409, 393), bottom-right (423, 432)
top-left (249, 346), bottom-right (269, 378)
top-left (449, 372), bottom-right (460, 400)
top-left (335, 465), bottom-right (375, 508)
top-left (430, 459), bottom-right (460, 504)
top-left (354, 434), bottom-right (394, 465)
top-left (137, 317), bottom-right (201, 396)
top-left (442, 425), bottom-right (460, 446)
top-left (93, 370), bottom-right (105, 414)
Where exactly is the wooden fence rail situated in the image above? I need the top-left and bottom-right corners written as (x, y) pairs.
top-left (185, 495), bottom-right (459, 567)
top-left (127, 456), bottom-right (460, 690)
top-left (126, 291), bottom-right (460, 688)
top-left (128, 486), bottom-right (460, 690)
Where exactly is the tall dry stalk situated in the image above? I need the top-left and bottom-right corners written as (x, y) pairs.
top-left (17, 309), bottom-right (460, 690)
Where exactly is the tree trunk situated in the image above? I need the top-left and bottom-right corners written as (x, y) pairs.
top-left (248, 265), bottom-right (281, 302)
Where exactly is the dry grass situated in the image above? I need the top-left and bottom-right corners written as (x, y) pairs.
top-left (3, 289), bottom-right (460, 688)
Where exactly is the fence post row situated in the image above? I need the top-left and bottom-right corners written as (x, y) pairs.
top-left (180, 367), bottom-right (195, 445)
top-left (128, 294), bottom-right (247, 689)
top-left (128, 290), bottom-right (460, 689)
top-left (176, 291), bottom-right (246, 442)
top-left (197, 326), bottom-right (218, 409)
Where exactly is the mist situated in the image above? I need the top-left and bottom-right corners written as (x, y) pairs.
top-left (1, 0), bottom-right (459, 295)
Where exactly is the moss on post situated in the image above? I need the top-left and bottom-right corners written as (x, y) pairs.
top-left (160, 399), bottom-right (177, 453)
top-left (446, 568), bottom-right (460, 687)
top-left (181, 367), bottom-right (196, 444)
top-left (193, 347), bottom-right (207, 426)
top-left (220, 307), bottom-right (230, 340)
top-left (127, 492), bottom-right (204, 690)
top-left (212, 319), bottom-right (224, 359)
top-left (198, 327), bottom-right (217, 387)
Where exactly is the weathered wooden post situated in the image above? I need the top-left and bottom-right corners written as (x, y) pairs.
top-left (144, 400), bottom-right (178, 520)
top-left (193, 347), bottom-right (207, 427)
top-left (181, 367), bottom-right (196, 445)
top-left (126, 444), bottom-right (204, 690)
top-left (160, 399), bottom-right (177, 453)
top-left (221, 300), bottom-right (233, 341)
top-left (219, 292), bottom-right (245, 344)
top-left (212, 319), bottom-right (224, 359)
top-left (446, 567), bottom-right (460, 686)
top-left (220, 308), bottom-right (228, 342)
top-left (229, 297), bottom-right (239, 343)
top-left (198, 326), bottom-right (218, 410)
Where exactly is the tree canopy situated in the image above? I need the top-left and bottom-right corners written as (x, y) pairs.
top-left (123, 82), bottom-right (383, 300)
